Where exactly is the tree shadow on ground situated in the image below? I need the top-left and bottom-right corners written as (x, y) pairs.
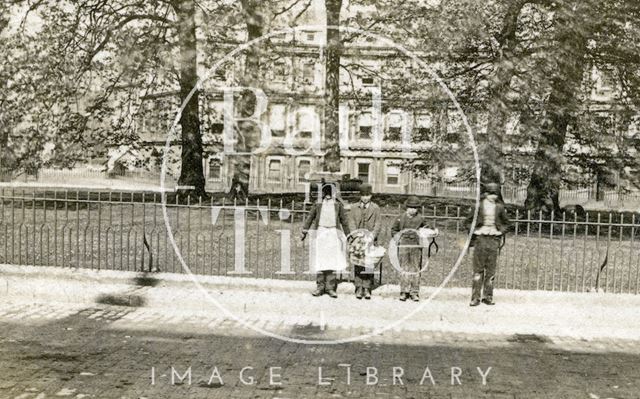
top-left (95, 272), bottom-right (161, 307)
top-left (1, 308), bottom-right (639, 399)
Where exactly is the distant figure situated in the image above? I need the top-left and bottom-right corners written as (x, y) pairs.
top-left (227, 176), bottom-right (247, 203)
top-left (391, 196), bottom-right (429, 302)
top-left (302, 184), bottom-right (351, 298)
top-left (467, 183), bottom-right (510, 306)
top-left (348, 183), bottom-right (381, 300)
top-left (562, 204), bottom-right (586, 219)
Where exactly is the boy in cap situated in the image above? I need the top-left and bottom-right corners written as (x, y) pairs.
top-left (467, 182), bottom-right (510, 306)
top-left (348, 183), bottom-right (381, 299)
top-left (391, 196), bottom-right (429, 301)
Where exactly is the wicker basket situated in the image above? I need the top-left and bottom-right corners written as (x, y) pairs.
top-left (418, 228), bottom-right (439, 247)
top-left (363, 245), bottom-right (386, 266)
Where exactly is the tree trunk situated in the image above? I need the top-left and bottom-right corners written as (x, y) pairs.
top-left (228, 0), bottom-right (264, 200)
top-left (173, 0), bottom-right (206, 197)
top-left (323, 0), bottom-right (342, 173)
top-left (0, 124), bottom-right (10, 181)
top-left (524, 3), bottom-right (590, 212)
top-left (595, 170), bottom-right (604, 201)
top-left (523, 106), bottom-right (567, 212)
top-left (481, 0), bottom-right (530, 184)
top-left (525, 96), bottom-right (585, 213)
top-left (0, 16), bottom-right (11, 180)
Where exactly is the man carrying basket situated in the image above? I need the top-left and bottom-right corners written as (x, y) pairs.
top-left (390, 196), bottom-right (436, 302)
top-left (348, 183), bottom-right (382, 300)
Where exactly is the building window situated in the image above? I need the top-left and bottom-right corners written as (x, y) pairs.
top-left (358, 112), bottom-right (373, 140)
top-left (415, 114), bottom-right (433, 141)
top-left (416, 127), bottom-right (431, 141)
top-left (272, 130), bottom-right (286, 138)
top-left (361, 76), bottom-right (375, 86)
top-left (297, 159), bottom-right (311, 182)
top-left (299, 130), bottom-right (313, 139)
top-left (302, 62), bottom-right (315, 83)
top-left (214, 66), bottom-right (226, 80)
top-left (208, 161), bottom-right (221, 181)
top-left (270, 104), bottom-right (286, 138)
top-left (387, 127), bottom-right (401, 141)
top-left (267, 158), bottom-right (282, 182)
top-left (386, 112), bottom-right (405, 142)
top-left (211, 123), bottom-right (224, 135)
top-left (445, 133), bottom-right (459, 143)
top-left (358, 126), bottom-right (372, 139)
top-left (300, 30), bottom-right (317, 43)
top-left (597, 70), bottom-right (615, 95)
top-left (273, 62), bottom-right (287, 82)
top-left (510, 165), bottom-right (530, 183)
top-left (295, 107), bottom-right (318, 140)
top-left (385, 162), bottom-right (401, 185)
top-left (357, 162), bottom-right (370, 182)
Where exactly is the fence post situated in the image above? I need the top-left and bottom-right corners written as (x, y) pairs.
top-left (1, 188), bottom-right (5, 266)
top-left (97, 192), bottom-right (101, 270)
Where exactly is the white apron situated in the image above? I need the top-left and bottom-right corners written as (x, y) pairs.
top-left (309, 226), bottom-right (348, 272)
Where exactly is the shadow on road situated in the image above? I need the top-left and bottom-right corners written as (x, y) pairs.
top-left (95, 272), bottom-right (161, 307)
top-left (0, 271), bottom-right (638, 399)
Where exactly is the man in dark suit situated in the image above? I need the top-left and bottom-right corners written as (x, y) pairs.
top-left (348, 183), bottom-right (381, 299)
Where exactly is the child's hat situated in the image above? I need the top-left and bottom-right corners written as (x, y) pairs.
top-left (405, 195), bottom-right (422, 208)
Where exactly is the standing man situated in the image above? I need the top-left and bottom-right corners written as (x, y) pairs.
top-left (348, 183), bottom-right (381, 299)
top-left (302, 183), bottom-right (351, 298)
top-left (468, 182), bottom-right (510, 306)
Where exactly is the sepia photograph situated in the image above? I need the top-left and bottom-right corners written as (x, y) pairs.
top-left (1, 0), bottom-right (639, 398)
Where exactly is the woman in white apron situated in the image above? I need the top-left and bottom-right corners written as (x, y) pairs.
top-left (301, 184), bottom-right (351, 298)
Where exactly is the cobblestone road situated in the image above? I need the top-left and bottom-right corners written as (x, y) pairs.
top-left (0, 299), bottom-right (639, 399)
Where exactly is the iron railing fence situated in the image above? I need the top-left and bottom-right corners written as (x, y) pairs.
top-left (1, 188), bottom-right (639, 294)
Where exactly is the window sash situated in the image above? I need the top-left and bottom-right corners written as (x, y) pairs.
top-left (270, 105), bottom-right (287, 131)
top-left (385, 163), bottom-right (400, 185)
top-left (208, 163), bottom-right (221, 180)
top-left (297, 160), bottom-right (311, 182)
top-left (387, 127), bottom-right (402, 141)
top-left (273, 63), bottom-right (287, 81)
top-left (358, 126), bottom-right (372, 139)
top-left (267, 160), bottom-right (282, 181)
top-left (361, 76), bottom-right (375, 85)
top-left (357, 163), bottom-right (370, 181)
top-left (302, 63), bottom-right (315, 81)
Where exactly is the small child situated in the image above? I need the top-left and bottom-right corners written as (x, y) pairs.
top-left (390, 196), bottom-right (429, 301)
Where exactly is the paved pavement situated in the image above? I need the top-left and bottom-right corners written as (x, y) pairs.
top-left (1, 264), bottom-right (640, 398)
